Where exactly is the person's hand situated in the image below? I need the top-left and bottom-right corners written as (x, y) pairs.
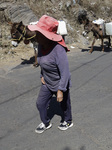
top-left (57, 90), bottom-right (63, 102)
top-left (41, 77), bottom-right (45, 84)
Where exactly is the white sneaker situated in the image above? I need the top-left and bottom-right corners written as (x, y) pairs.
top-left (58, 121), bottom-right (73, 131)
top-left (35, 122), bottom-right (52, 134)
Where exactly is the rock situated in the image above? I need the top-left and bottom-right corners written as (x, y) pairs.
top-left (4, 4), bottom-right (38, 25)
top-left (0, 2), bottom-right (11, 10)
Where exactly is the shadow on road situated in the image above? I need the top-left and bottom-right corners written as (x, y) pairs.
top-left (12, 56), bottom-right (35, 70)
top-left (21, 56), bottom-right (35, 65)
top-left (81, 45), bottom-right (112, 53)
top-left (62, 145), bottom-right (86, 150)
top-left (47, 97), bottom-right (64, 122)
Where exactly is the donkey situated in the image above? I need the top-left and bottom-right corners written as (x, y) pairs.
top-left (10, 21), bottom-right (39, 67)
top-left (78, 12), bottom-right (111, 53)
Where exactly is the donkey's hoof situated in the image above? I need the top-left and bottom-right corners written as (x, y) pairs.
top-left (89, 50), bottom-right (92, 54)
top-left (33, 63), bottom-right (39, 67)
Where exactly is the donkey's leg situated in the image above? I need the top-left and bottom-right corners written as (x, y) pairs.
top-left (89, 37), bottom-right (96, 53)
top-left (108, 36), bottom-right (111, 48)
top-left (101, 38), bottom-right (104, 52)
top-left (33, 48), bottom-right (39, 67)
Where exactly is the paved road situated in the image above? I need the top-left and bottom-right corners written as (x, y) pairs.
top-left (0, 47), bottom-right (112, 150)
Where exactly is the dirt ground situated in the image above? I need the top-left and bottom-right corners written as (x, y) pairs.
top-left (0, 41), bottom-right (88, 69)
top-left (0, 38), bottom-right (104, 72)
top-left (1, 0), bottom-right (112, 70)
top-left (0, 44), bottom-right (36, 68)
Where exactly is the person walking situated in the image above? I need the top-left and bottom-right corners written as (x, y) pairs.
top-left (28, 15), bottom-right (73, 133)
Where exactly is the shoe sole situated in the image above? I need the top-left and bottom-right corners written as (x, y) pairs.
top-left (35, 123), bottom-right (52, 134)
top-left (58, 123), bottom-right (73, 131)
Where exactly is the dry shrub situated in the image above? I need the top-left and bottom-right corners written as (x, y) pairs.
top-left (78, 0), bottom-right (112, 20)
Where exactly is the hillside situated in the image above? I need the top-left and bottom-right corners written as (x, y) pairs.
top-left (0, 0), bottom-right (112, 66)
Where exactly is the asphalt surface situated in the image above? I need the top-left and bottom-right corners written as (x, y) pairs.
top-left (0, 46), bottom-right (112, 150)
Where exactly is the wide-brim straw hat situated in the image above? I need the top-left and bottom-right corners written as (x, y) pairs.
top-left (28, 15), bottom-right (62, 41)
top-left (28, 15), bottom-right (69, 51)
